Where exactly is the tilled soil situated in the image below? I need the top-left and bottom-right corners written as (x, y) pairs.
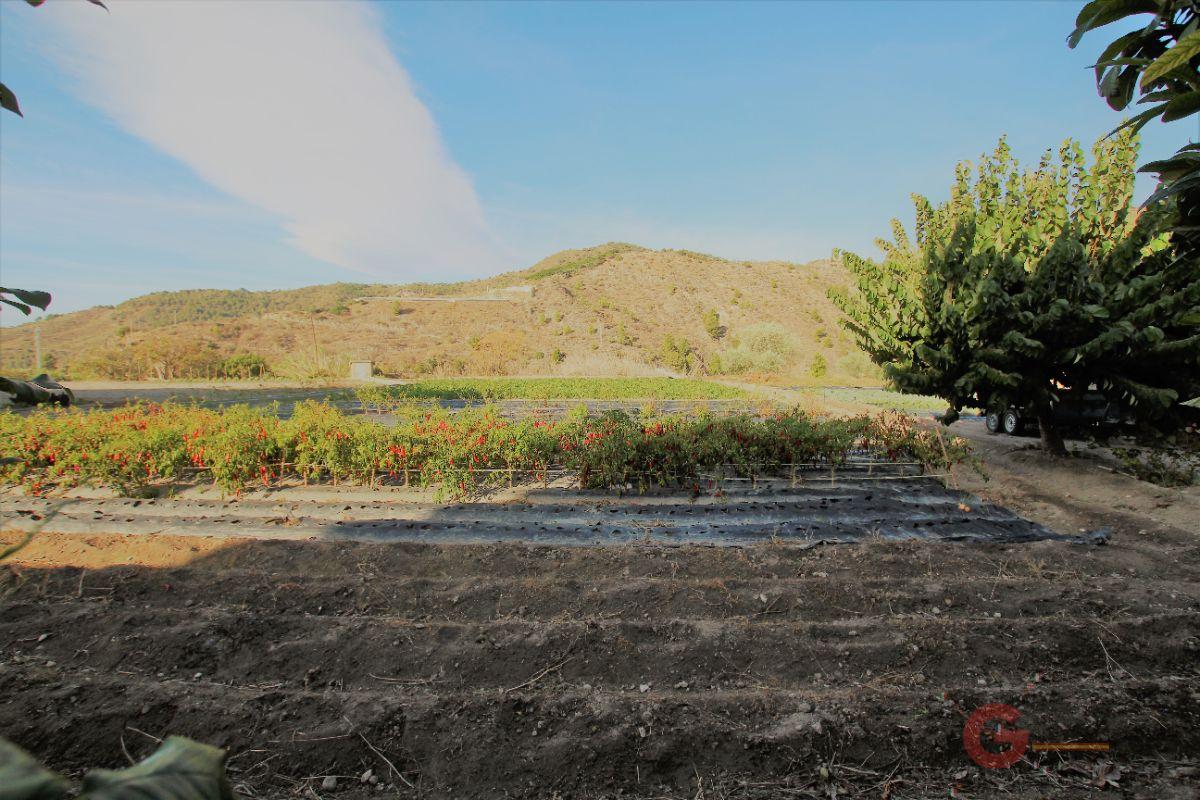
top-left (0, 476), bottom-right (1063, 546)
top-left (2, 422), bottom-right (1199, 798)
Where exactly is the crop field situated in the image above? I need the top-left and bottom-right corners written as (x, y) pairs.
top-left (817, 387), bottom-right (954, 414)
top-left (0, 402), bottom-right (969, 498)
top-left (1, 394), bottom-right (1197, 799)
top-left (356, 377), bottom-right (747, 404)
top-left (3, 0), bottom-right (1198, 795)
top-left (2, 442), bottom-right (1198, 799)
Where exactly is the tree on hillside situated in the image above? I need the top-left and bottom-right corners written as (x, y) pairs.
top-left (660, 334), bottom-right (696, 373)
top-left (701, 309), bottom-right (725, 340)
top-left (809, 353), bottom-right (828, 379)
top-left (830, 132), bottom-right (1200, 455)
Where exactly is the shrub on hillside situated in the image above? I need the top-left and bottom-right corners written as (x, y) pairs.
top-left (836, 351), bottom-right (881, 381)
top-left (76, 348), bottom-right (141, 380)
top-left (467, 330), bottom-right (530, 375)
top-left (702, 309), bottom-right (725, 340)
top-left (273, 350), bottom-right (341, 380)
top-left (714, 323), bottom-right (796, 375)
top-left (78, 340), bottom-right (228, 380)
top-left (660, 335), bottom-right (695, 373)
top-left (220, 354), bottom-right (270, 379)
top-left (525, 243), bottom-right (640, 281)
top-left (810, 353), bottom-right (828, 379)
top-left (740, 323), bottom-right (795, 357)
top-left (716, 348), bottom-right (783, 375)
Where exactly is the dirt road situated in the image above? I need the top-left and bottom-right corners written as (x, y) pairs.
top-left (1, 419), bottom-right (1197, 798)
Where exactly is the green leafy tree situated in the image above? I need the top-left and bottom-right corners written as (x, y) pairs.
top-left (809, 353), bottom-right (828, 379)
top-left (220, 353), bottom-right (270, 379)
top-left (701, 308), bottom-right (725, 339)
top-left (660, 334), bottom-right (695, 373)
top-left (831, 133), bottom-right (1200, 454)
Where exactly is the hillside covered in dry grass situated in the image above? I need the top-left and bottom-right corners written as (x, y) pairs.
top-left (0, 244), bottom-right (878, 384)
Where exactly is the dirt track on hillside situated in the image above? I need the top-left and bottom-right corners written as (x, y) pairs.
top-left (1, 420), bottom-right (1198, 799)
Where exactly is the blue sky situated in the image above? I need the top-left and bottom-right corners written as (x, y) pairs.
top-left (1, 0), bottom-right (1195, 321)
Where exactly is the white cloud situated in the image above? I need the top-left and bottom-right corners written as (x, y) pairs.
top-left (38, 0), bottom-right (504, 279)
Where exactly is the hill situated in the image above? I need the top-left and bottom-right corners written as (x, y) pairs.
top-left (0, 244), bottom-right (878, 383)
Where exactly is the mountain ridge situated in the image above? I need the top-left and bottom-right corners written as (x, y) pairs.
top-left (0, 244), bottom-right (877, 383)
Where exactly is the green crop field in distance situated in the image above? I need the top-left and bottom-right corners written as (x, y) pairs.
top-left (358, 377), bottom-right (747, 403)
top-left (818, 388), bottom-right (980, 415)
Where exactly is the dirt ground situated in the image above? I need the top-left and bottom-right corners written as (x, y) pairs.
top-left (1, 418), bottom-right (1197, 799)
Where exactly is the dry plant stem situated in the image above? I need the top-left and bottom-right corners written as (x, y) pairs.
top-left (358, 732), bottom-right (414, 789)
top-left (506, 657), bottom-right (574, 693)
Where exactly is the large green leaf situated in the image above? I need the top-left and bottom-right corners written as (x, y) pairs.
top-left (0, 298), bottom-right (34, 315)
top-left (1161, 90), bottom-right (1200, 121)
top-left (1068, 0), bottom-right (1161, 48)
top-left (0, 83), bottom-right (21, 117)
top-left (1101, 63), bottom-right (1142, 109)
top-left (1140, 31), bottom-right (1200, 88)
top-left (1090, 30), bottom-right (1144, 82)
top-left (25, 0), bottom-right (108, 7)
top-left (79, 737), bottom-right (234, 800)
top-left (1143, 170), bottom-right (1200, 205)
top-left (1139, 150), bottom-right (1200, 179)
top-left (0, 739), bottom-right (71, 800)
top-left (0, 287), bottom-right (52, 314)
top-left (1109, 101), bottom-right (1169, 135)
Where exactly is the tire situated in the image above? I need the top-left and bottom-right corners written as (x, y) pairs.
top-left (1002, 409), bottom-right (1022, 435)
top-left (985, 411), bottom-right (1002, 434)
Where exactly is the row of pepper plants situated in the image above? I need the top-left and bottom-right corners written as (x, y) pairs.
top-left (0, 401), bottom-right (972, 498)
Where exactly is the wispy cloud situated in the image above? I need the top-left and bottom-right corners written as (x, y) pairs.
top-left (36, 0), bottom-right (504, 280)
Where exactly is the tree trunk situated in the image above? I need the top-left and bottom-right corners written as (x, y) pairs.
top-left (1036, 409), bottom-right (1067, 457)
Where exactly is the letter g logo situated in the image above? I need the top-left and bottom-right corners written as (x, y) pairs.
top-left (963, 703), bottom-right (1030, 769)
